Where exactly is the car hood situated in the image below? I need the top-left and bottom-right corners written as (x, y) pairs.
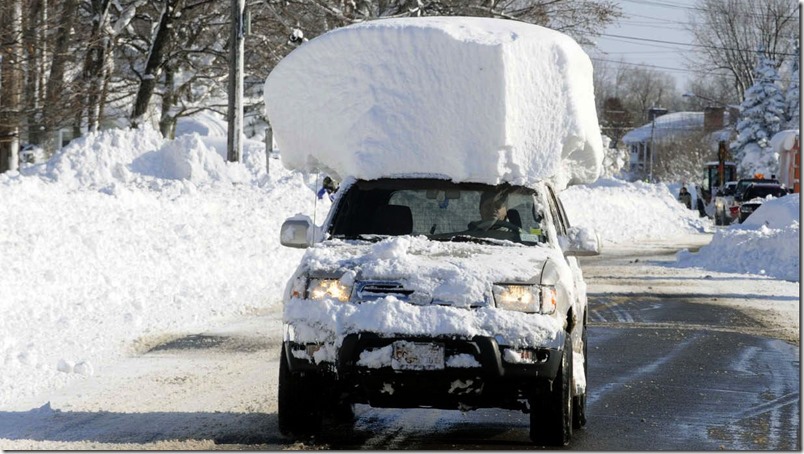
top-left (296, 236), bottom-right (564, 308)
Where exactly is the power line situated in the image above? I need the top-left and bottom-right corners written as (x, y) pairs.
top-left (589, 56), bottom-right (716, 75)
top-left (619, 0), bottom-right (700, 12)
top-left (599, 32), bottom-right (799, 56)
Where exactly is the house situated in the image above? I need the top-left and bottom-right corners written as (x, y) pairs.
top-left (622, 107), bottom-right (735, 180)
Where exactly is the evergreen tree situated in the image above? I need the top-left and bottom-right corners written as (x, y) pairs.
top-left (785, 41), bottom-right (800, 129)
top-left (730, 52), bottom-right (786, 177)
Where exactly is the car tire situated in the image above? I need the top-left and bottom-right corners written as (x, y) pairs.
top-left (530, 332), bottom-right (573, 446)
top-left (278, 344), bottom-right (324, 438)
top-left (327, 398), bottom-right (356, 425)
top-left (572, 324), bottom-right (587, 429)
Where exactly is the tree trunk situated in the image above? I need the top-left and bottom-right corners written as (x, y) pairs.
top-left (159, 67), bottom-right (178, 139)
top-left (44, 0), bottom-right (78, 152)
top-left (131, 0), bottom-right (179, 128)
top-left (81, 0), bottom-right (112, 133)
top-left (0, 0), bottom-right (24, 173)
top-left (24, 0), bottom-right (46, 147)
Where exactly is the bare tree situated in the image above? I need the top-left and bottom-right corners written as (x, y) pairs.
top-left (652, 130), bottom-right (712, 183)
top-left (22, 0), bottom-right (49, 147)
top-left (687, 0), bottom-right (799, 102)
top-left (594, 60), bottom-right (678, 132)
top-left (0, 0), bottom-right (24, 173)
top-left (43, 0), bottom-right (80, 152)
top-left (130, 0), bottom-right (184, 128)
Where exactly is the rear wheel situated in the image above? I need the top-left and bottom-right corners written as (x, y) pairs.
top-left (278, 345), bottom-right (324, 438)
top-left (530, 333), bottom-right (573, 446)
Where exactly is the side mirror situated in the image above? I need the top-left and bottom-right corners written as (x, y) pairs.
top-left (561, 226), bottom-right (601, 257)
top-left (280, 216), bottom-right (313, 248)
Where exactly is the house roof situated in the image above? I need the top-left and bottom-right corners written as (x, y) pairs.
top-left (622, 110), bottom-right (733, 145)
top-left (622, 111), bottom-right (703, 144)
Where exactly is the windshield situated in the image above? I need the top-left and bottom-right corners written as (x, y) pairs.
top-left (328, 179), bottom-right (548, 246)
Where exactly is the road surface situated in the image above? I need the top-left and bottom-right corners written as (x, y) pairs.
top-left (0, 235), bottom-right (799, 449)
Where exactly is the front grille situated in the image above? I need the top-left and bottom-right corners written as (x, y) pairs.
top-left (355, 281), bottom-right (416, 301)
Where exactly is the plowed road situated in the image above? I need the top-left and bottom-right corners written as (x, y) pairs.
top-left (1, 236), bottom-right (799, 450)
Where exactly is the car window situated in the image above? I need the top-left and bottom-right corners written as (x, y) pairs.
top-left (544, 185), bottom-right (568, 236)
top-left (328, 179), bottom-right (549, 245)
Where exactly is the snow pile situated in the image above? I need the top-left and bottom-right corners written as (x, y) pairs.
top-left (0, 126), bottom-right (326, 408)
top-left (264, 17), bottom-right (603, 189)
top-left (676, 194), bottom-right (800, 282)
top-left (559, 177), bottom-right (710, 244)
top-left (40, 126), bottom-right (262, 190)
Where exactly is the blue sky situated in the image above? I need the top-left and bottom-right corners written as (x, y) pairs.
top-left (585, 0), bottom-right (700, 89)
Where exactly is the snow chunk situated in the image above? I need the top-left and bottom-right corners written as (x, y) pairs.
top-left (446, 354), bottom-right (481, 368)
top-left (264, 17), bottom-right (603, 189)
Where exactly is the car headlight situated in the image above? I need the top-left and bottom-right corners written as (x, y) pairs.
top-left (493, 284), bottom-right (556, 314)
top-left (307, 278), bottom-right (351, 302)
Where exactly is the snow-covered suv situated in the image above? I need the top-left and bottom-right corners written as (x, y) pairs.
top-left (278, 176), bottom-right (599, 446)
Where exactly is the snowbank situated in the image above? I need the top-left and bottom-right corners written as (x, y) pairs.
top-left (676, 194), bottom-right (800, 282)
top-left (559, 177), bottom-right (710, 244)
top-left (0, 126), bottom-right (328, 408)
top-left (264, 17), bottom-right (603, 189)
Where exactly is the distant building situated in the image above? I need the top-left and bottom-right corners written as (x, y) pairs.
top-left (622, 107), bottom-right (736, 180)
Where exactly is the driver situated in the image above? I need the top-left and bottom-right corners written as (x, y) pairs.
top-left (469, 188), bottom-right (518, 231)
top-left (479, 190), bottom-right (508, 222)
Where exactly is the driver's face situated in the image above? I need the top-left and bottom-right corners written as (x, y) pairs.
top-left (480, 199), bottom-right (507, 221)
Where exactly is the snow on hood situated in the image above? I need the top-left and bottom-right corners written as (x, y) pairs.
top-left (283, 236), bottom-right (566, 354)
top-left (297, 236), bottom-right (560, 306)
top-left (264, 17), bottom-right (603, 190)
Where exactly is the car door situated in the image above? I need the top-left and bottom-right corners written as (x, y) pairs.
top-left (544, 184), bottom-right (588, 324)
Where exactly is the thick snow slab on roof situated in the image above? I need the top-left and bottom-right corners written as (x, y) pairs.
top-left (264, 17), bottom-right (603, 189)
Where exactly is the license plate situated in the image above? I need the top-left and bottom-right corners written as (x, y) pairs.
top-left (391, 341), bottom-right (445, 370)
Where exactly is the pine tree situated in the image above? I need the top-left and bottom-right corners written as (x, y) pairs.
top-left (730, 52), bottom-right (786, 177)
top-left (785, 41), bottom-right (800, 130)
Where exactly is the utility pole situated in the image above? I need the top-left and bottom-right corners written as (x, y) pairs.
top-left (227, 0), bottom-right (245, 162)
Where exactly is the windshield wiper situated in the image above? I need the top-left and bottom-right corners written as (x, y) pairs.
top-left (332, 233), bottom-right (387, 243)
top-left (430, 234), bottom-right (509, 245)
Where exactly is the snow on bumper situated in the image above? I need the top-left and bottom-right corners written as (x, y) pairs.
top-left (283, 296), bottom-right (564, 365)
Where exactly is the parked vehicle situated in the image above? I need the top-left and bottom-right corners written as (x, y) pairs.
top-left (737, 183), bottom-right (788, 223)
top-left (733, 176), bottom-right (781, 202)
top-left (278, 178), bottom-right (599, 446)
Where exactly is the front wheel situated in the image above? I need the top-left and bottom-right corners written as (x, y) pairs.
top-left (572, 325), bottom-right (587, 429)
top-left (278, 345), bottom-right (324, 438)
top-left (530, 333), bottom-right (573, 446)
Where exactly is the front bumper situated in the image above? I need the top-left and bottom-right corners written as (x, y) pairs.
top-left (284, 332), bottom-right (564, 411)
